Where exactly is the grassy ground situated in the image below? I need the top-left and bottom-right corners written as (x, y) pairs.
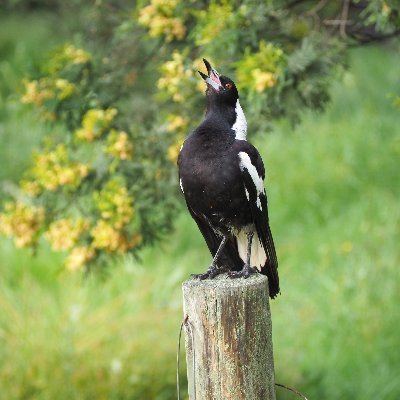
top-left (1, 14), bottom-right (400, 400)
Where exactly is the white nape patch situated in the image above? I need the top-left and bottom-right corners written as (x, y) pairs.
top-left (232, 100), bottom-right (247, 140)
top-left (179, 178), bottom-right (184, 194)
top-left (180, 143), bottom-right (184, 152)
top-left (245, 188), bottom-right (249, 201)
top-left (235, 230), bottom-right (266, 271)
top-left (238, 152), bottom-right (264, 210)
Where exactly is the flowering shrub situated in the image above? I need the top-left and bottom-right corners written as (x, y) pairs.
top-left (235, 42), bottom-right (284, 93)
top-left (1, 0), bottom-right (399, 272)
top-left (138, 0), bottom-right (186, 41)
top-left (0, 39), bottom-right (177, 271)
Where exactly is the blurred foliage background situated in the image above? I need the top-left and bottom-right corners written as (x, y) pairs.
top-left (0, 0), bottom-right (399, 399)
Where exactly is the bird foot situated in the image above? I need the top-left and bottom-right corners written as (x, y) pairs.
top-left (192, 264), bottom-right (227, 280)
top-left (228, 264), bottom-right (258, 279)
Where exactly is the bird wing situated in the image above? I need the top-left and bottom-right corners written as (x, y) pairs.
top-left (185, 202), bottom-right (244, 272)
top-left (178, 147), bottom-right (243, 273)
top-left (236, 144), bottom-right (280, 298)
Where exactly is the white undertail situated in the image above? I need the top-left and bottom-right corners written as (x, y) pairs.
top-left (235, 230), bottom-right (267, 271)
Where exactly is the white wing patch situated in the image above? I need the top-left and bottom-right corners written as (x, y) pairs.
top-left (238, 151), bottom-right (264, 210)
top-left (232, 100), bottom-right (247, 140)
top-left (179, 178), bottom-right (184, 194)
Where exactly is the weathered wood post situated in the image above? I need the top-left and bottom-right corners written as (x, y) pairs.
top-left (182, 273), bottom-right (276, 400)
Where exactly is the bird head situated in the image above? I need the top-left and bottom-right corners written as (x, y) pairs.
top-left (198, 59), bottom-right (239, 107)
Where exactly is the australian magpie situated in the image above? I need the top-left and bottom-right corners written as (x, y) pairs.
top-left (177, 59), bottom-right (280, 299)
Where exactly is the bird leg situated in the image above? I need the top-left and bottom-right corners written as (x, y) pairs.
top-left (192, 235), bottom-right (228, 280)
top-left (228, 232), bottom-right (258, 279)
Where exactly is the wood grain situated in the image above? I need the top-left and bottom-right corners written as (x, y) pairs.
top-left (182, 274), bottom-right (276, 400)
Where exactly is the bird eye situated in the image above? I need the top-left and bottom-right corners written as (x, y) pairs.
top-left (225, 83), bottom-right (232, 89)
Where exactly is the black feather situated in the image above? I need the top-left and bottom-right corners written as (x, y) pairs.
top-left (177, 63), bottom-right (280, 299)
top-left (186, 203), bottom-right (244, 272)
top-left (236, 144), bottom-right (280, 298)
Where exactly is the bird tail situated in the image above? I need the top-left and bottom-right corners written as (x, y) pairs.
top-left (258, 223), bottom-right (280, 298)
top-left (236, 229), bottom-right (280, 299)
top-left (236, 231), bottom-right (266, 271)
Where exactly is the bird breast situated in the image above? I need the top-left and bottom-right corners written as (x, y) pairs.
top-left (180, 149), bottom-right (251, 228)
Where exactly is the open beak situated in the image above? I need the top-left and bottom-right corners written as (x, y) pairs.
top-left (198, 58), bottom-right (222, 91)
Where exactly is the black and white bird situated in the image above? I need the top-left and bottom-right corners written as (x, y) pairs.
top-left (178, 59), bottom-right (280, 299)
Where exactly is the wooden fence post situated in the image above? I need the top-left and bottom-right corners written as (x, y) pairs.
top-left (182, 273), bottom-right (276, 400)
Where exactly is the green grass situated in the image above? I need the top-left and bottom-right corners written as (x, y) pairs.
top-left (265, 46), bottom-right (400, 399)
top-left (1, 13), bottom-right (400, 399)
top-left (0, 240), bottom-right (181, 399)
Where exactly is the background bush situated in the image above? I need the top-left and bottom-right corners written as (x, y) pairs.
top-left (0, 2), bottom-right (399, 399)
top-left (1, 0), bottom-right (399, 271)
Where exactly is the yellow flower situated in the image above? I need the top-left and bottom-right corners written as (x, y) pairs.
top-left (168, 18), bottom-right (186, 41)
top-left (93, 179), bottom-right (134, 229)
top-left (382, 1), bottom-right (391, 16)
top-left (63, 44), bottom-right (91, 65)
top-left (166, 114), bottom-right (189, 132)
top-left (21, 77), bottom-right (76, 106)
top-left (75, 108), bottom-right (118, 142)
top-left (90, 220), bottom-right (128, 252)
top-left (91, 220), bottom-right (119, 251)
top-left (251, 69), bottom-right (277, 92)
top-left (21, 79), bottom-right (53, 106)
top-left (65, 246), bottom-right (95, 272)
top-left (138, 0), bottom-right (185, 42)
top-left (138, 4), bottom-right (155, 26)
top-left (194, 3), bottom-right (232, 46)
top-left (45, 218), bottom-right (89, 251)
top-left (153, 0), bottom-right (179, 7)
top-left (30, 144), bottom-right (90, 191)
top-left (55, 79), bottom-right (76, 100)
top-left (91, 220), bottom-right (141, 253)
top-left (21, 80), bottom-right (39, 104)
top-left (20, 180), bottom-right (41, 197)
top-left (105, 130), bottom-right (133, 160)
top-left (57, 167), bottom-right (76, 185)
top-left (236, 41), bottom-right (284, 93)
top-left (46, 44), bottom-right (91, 74)
top-left (0, 202), bottom-right (45, 248)
top-left (157, 51), bottom-right (194, 103)
top-left (77, 164), bottom-right (90, 177)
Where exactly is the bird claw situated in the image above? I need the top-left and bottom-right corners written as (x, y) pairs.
top-left (228, 265), bottom-right (258, 279)
top-left (191, 271), bottom-right (213, 280)
top-left (191, 266), bottom-right (218, 280)
top-left (192, 264), bottom-right (227, 280)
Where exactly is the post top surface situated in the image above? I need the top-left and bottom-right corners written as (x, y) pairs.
top-left (182, 273), bottom-right (268, 290)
